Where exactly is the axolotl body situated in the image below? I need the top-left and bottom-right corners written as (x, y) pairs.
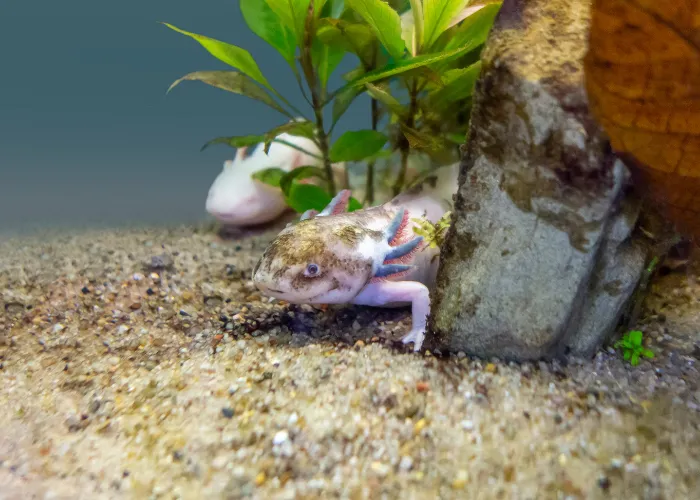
top-left (252, 164), bottom-right (458, 351)
top-left (206, 132), bottom-right (344, 227)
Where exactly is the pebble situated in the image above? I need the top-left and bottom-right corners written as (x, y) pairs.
top-left (211, 455), bottom-right (228, 470)
top-left (461, 420), bottom-right (474, 431)
top-left (399, 456), bottom-right (413, 471)
top-left (370, 462), bottom-right (391, 478)
top-left (52, 323), bottom-right (64, 333)
top-left (273, 430), bottom-right (290, 446)
top-left (221, 407), bottom-right (234, 419)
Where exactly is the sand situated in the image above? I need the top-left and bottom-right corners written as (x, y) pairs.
top-left (0, 223), bottom-right (698, 499)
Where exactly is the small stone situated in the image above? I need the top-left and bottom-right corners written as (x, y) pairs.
top-left (182, 291), bottom-right (193, 302)
top-left (221, 407), bottom-right (234, 419)
top-left (146, 288), bottom-right (155, 296)
top-left (370, 462), bottom-right (390, 478)
top-left (352, 321), bottom-right (361, 331)
top-left (485, 363), bottom-right (497, 373)
top-left (129, 302), bottom-right (141, 311)
top-left (413, 418), bottom-right (427, 435)
top-left (354, 340), bottom-right (365, 349)
top-left (255, 472), bottom-right (266, 486)
top-left (273, 430), bottom-right (290, 446)
top-left (52, 324), bottom-right (65, 333)
top-left (81, 287), bottom-right (90, 294)
top-left (212, 455), bottom-right (228, 470)
top-left (598, 475), bottom-right (611, 491)
top-left (416, 381), bottom-right (430, 393)
top-left (461, 420), bottom-right (474, 431)
top-left (452, 470), bottom-right (469, 489)
top-left (399, 456), bottom-right (413, 471)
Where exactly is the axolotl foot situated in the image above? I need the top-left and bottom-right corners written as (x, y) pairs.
top-left (351, 281), bottom-right (431, 353)
top-left (401, 328), bottom-right (426, 352)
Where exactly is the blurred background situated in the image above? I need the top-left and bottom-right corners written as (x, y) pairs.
top-left (0, 0), bottom-right (368, 235)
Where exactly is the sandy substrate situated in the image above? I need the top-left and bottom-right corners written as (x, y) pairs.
top-left (0, 223), bottom-right (698, 499)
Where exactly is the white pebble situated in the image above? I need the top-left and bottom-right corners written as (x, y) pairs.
top-left (52, 323), bottom-right (64, 333)
top-left (287, 413), bottom-right (299, 426)
top-left (399, 456), bottom-right (413, 471)
top-left (273, 430), bottom-right (290, 445)
top-left (211, 455), bottom-right (228, 470)
top-left (461, 420), bottom-right (474, 431)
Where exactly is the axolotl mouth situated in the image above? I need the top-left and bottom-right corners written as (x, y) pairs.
top-left (255, 281), bottom-right (340, 304)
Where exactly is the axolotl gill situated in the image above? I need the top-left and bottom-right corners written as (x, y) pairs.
top-left (252, 164), bottom-right (458, 351)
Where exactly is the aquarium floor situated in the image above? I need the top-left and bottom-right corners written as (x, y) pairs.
top-left (0, 223), bottom-right (698, 499)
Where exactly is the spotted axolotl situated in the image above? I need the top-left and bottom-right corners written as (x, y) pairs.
top-left (206, 132), bottom-right (345, 227)
top-left (252, 163), bottom-right (459, 351)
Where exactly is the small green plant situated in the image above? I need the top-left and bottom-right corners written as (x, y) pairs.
top-left (615, 330), bottom-right (654, 366)
top-left (412, 211), bottom-right (451, 248)
top-left (162, 0), bottom-right (501, 214)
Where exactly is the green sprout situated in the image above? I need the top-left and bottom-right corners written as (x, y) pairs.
top-left (412, 211), bottom-right (451, 249)
top-left (615, 330), bottom-right (654, 366)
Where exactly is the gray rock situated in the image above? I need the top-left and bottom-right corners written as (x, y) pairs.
top-left (427, 0), bottom-right (650, 360)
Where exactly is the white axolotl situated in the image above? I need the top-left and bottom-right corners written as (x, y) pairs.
top-left (206, 133), bottom-right (344, 226)
top-left (252, 163), bottom-right (459, 351)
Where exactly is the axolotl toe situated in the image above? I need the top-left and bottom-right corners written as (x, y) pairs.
top-left (252, 164), bottom-right (458, 351)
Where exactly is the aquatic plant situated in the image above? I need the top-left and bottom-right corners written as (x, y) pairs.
top-left (412, 211), bottom-right (452, 249)
top-left (615, 330), bottom-right (654, 367)
top-left (162, 0), bottom-right (501, 214)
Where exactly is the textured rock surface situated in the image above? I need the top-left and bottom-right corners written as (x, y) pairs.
top-left (427, 0), bottom-right (649, 360)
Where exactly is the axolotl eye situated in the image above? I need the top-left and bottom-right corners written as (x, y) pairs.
top-left (304, 263), bottom-right (320, 277)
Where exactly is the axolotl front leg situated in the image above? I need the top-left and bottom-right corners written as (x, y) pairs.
top-left (351, 281), bottom-right (430, 351)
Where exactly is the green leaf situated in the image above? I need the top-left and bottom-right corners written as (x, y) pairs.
top-left (287, 183), bottom-right (333, 212)
top-left (630, 352), bottom-right (640, 366)
top-left (286, 183), bottom-right (364, 212)
top-left (426, 61), bottom-right (481, 110)
top-left (400, 0), bottom-right (424, 55)
top-left (264, 0), bottom-right (313, 43)
top-left (161, 23), bottom-right (274, 92)
top-left (348, 197), bottom-right (363, 211)
top-left (401, 125), bottom-right (448, 152)
top-left (240, 0), bottom-right (297, 66)
top-left (329, 0), bottom-right (346, 17)
top-left (442, 2), bottom-right (501, 52)
top-left (317, 18), bottom-right (377, 66)
top-left (642, 349), bottom-right (655, 359)
top-left (340, 38), bottom-right (482, 89)
top-left (167, 71), bottom-right (291, 118)
top-left (623, 350), bottom-right (631, 361)
top-left (252, 167), bottom-right (287, 187)
top-left (312, 36), bottom-right (346, 88)
top-left (279, 166), bottom-right (328, 195)
top-left (263, 120), bottom-right (318, 153)
top-left (365, 83), bottom-right (405, 116)
top-left (629, 330), bottom-right (643, 347)
top-left (201, 134), bottom-right (265, 152)
top-left (332, 85), bottom-right (364, 127)
top-left (346, 0), bottom-right (406, 60)
top-left (422, 0), bottom-right (471, 49)
top-left (329, 130), bottom-right (388, 162)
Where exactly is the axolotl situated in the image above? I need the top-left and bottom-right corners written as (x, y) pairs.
top-left (252, 164), bottom-right (459, 351)
top-left (206, 132), bottom-right (345, 227)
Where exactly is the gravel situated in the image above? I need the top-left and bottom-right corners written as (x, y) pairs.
top-left (0, 223), bottom-right (698, 499)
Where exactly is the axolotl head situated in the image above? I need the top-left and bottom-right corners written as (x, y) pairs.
top-left (205, 133), bottom-right (321, 226)
top-left (253, 189), bottom-right (425, 304)
top-left (252, 214), bottom-right (379, 304)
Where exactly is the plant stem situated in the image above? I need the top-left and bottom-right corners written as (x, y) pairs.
top-left (364, 97), bottom-right (379, 205)
top-left (311, 100), bottom-right (336, 196)
top-left (299, 2), bottom-right (336, 196)
top-left (393, 79), bottom-right (419, 196)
